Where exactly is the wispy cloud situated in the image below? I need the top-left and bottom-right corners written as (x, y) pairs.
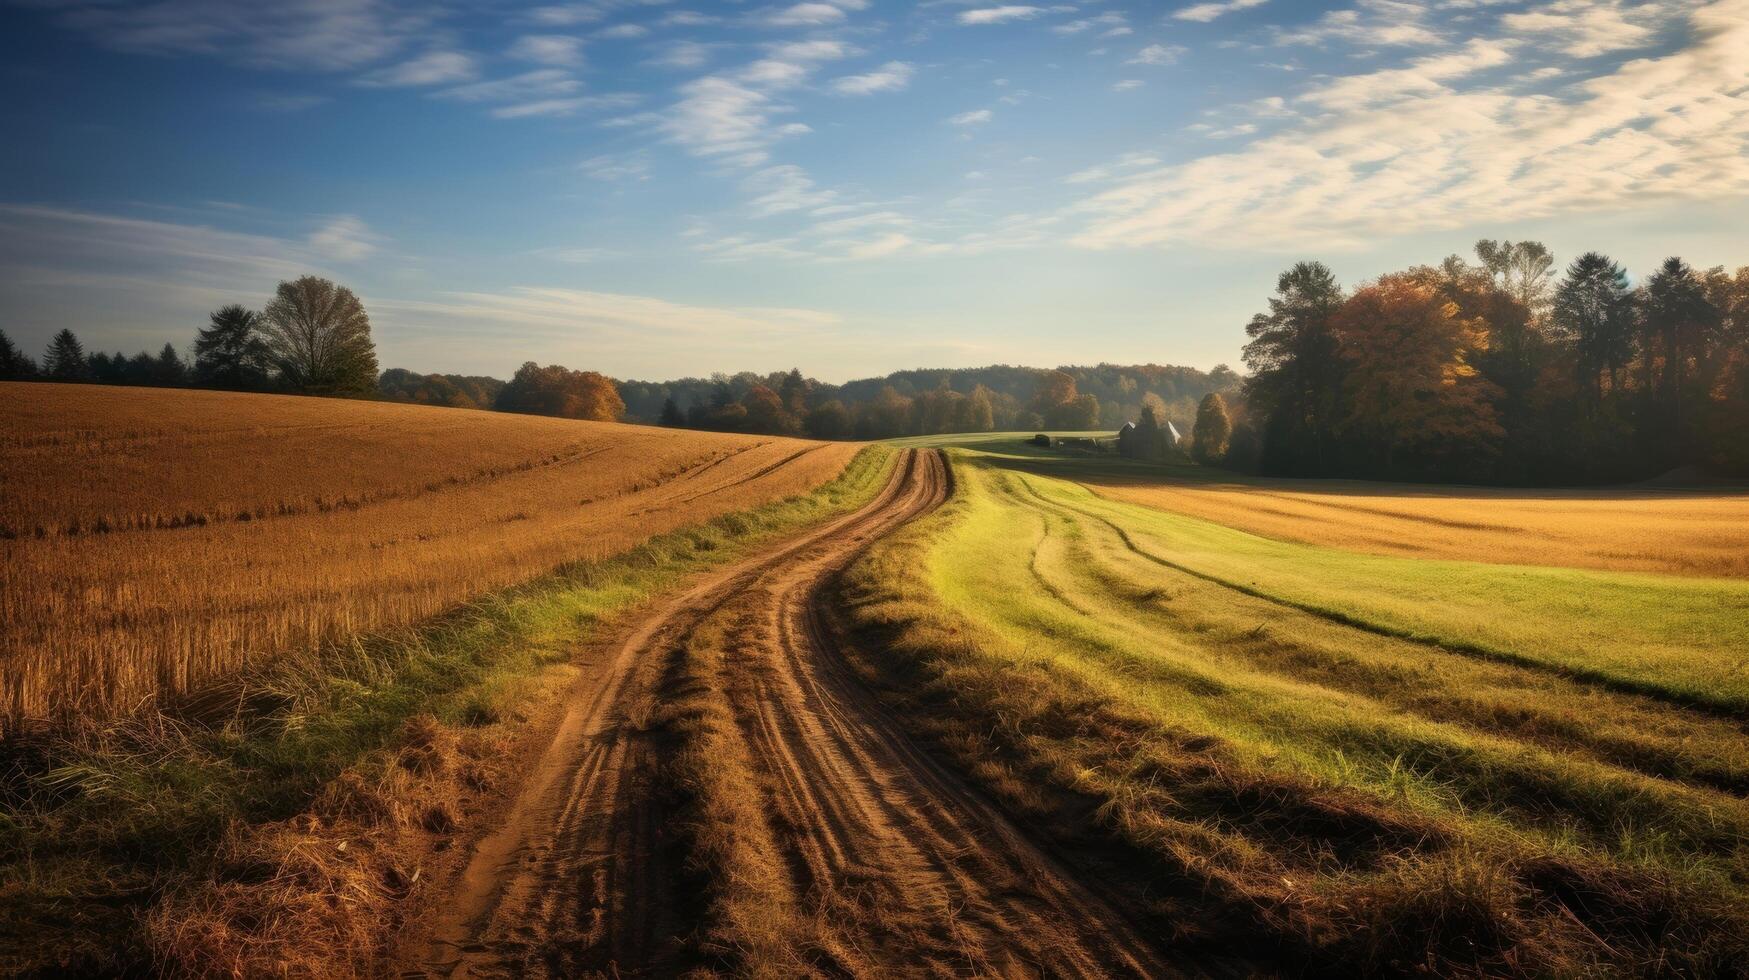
top-left (508, 35), bottom-right (585, 67)
top-left (358, 51), bottom-right (476, 87)
top-left (1126, 44), bottom-right (1186, 66)
top-left (949, 108), bottom-right (993, 125)
top-left (959, 6), bottom-right (1045, 26)
top-left (830, 61), bottom-right (914, 95)
top-left (1173, 0), bottom-right (1269, 23)
top-left (1071, 0), bottom-right (1749, 251)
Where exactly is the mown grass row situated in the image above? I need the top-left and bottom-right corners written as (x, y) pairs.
top-left (0, 446), bottom-right (895, 977)
top-left (834, 447), bottom-right (1749, 976)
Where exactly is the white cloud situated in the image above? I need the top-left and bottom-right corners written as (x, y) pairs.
top-left (1173, 0), bottom-right (1269, 23)
top-left (648, 40), bottom-right (715, 69)
top-left (1501, 0), bottom-right (1675, 58)
top-left (949, 108), bottom-right (994, 124)
top-left (1054, 12), bottom-right (1127, 34)
top-left (359, 50), bottom-right (476, 87)
top-left (579, 153), bottom-right (651, 181)
top-left (1112, 79), bottom-right (1144, 91)
top-left (308, 215), bottom-right (381, 261)
top-left (1064, 151), bottom-right (1162, 184)
top-left (766, 2), bottom-right (848, 27)
top-left (596, 22), bottom-right (650, 39)
top-left (1126, 44), bottom-right (1187, 66)
top-left (660, 11), bottom-right (718, 27)
top-left (744, 165), bottom-right (838, 216)
top-left (1273, 0), bottom-right (1444, 47)
top-left (1070, 0), bottom-right (1749, 252)
top-left (661, 76), bottom-right (801, 165)
top-left (831, 61), bottom-right (915, 95)
top-left (529, 246), bottom-right (618, 263)
top-left (492, 94), bottom-right (640, 119)
top-left (959, 6), bottom-right (1045, 25)
top-left (508, 35), bottom-right (584, 67)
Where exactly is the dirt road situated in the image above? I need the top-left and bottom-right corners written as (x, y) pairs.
top-left (412, 449), bottom-right (1177, 977)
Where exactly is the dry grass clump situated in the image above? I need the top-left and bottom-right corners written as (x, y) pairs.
top-left (143, 714), bottom-right (503, 979)
top-left (1092, 472), bottom-right (1749, 577)
top-left (0, 382), bottom-right (857, 729)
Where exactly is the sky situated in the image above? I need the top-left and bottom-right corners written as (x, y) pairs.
top-left (1, 0), bottom-right (1746, 383)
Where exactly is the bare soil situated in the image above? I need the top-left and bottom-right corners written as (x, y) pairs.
top-left (404, 449), bottom-right (1181, 978)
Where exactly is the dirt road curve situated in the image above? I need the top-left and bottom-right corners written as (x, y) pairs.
top-left (411, 449), bottom-right (1178, 978)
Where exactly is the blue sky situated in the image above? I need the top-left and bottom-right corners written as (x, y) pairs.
top-left (2, 0), bottom-right (1746, 382)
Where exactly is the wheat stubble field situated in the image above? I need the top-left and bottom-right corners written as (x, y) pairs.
top-left (0, 382), bottom-right (856, 728)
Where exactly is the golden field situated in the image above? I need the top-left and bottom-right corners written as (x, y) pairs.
top-left (0, 383), bottom-right (859, 729)
top-left (1090, 473), bottom-right (1749, 577)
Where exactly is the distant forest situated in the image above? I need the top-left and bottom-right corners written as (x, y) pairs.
top-left (7, 236), bottom-right (1749, 485)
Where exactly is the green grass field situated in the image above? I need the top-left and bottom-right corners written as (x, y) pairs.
top-left (844, 438), bottom-right (1749, 974)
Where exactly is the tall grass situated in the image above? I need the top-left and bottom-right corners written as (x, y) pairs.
top-left (836, 445), bottom-right (1749, 975)
top-left (0, 383), bottom-right (858, 729)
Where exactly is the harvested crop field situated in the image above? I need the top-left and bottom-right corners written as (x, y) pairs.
top-left (0, 383), bottom-right (859, 728)
top-left (1091, 473), bottom-right (1749, 578)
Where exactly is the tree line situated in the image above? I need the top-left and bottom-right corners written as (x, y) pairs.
top-left (621, 363), bottom-right (1238, 440)
top-left (1218, 242), bottom-right (1749, 482)
top-left (1, 276), bottom-right (380, 396)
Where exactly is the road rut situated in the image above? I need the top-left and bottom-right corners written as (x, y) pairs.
top-left (411, 449), bottom-right (1179, 977)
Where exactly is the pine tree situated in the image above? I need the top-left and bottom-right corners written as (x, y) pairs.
top-left (0, 328), bottom-right (36, 379)
top-left (154, 343), bottom-right (189, 387)
top-left (42, 328), bottom-right (90, 381)
top-left (659, 396), bottom-right (685, 427)
top-left (194, 305), bottom-right (272, 390)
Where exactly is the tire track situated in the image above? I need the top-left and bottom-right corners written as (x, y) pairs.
top-left (408, 449), bottom-right (1183, 977)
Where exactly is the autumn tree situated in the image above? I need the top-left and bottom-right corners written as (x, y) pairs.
top-left (261, 276), bottom-right (378, 395)
top-left (42, 328), bottom-right (90, 381)
top-left (956, 384), bottom-right (996, 432)
top-left (1191, 392), bottom-right (1232, 464)
top-left (1330, 273), bottom-right (1502, 476)
top-left (494, 362), bottom-right (625, 421)
top-left (1551, 253), bottom-right (1636, 408)
top-left (741, 384), bottom-right (790, 433)
top-left (194, 305), bottom-right (273, 390)
top-left (1242, 261), bottom-right (1346, 474)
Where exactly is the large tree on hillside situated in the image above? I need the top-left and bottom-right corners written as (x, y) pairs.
top-left (1552, 253), bottom-right (1636, 408)
top-left (194, 305), bottom-right (273, 390)
top-left (1242, 261), bottom-right (1346, 473)
top-left (1330, 274), bottom-right (1502, 474)
top-left (778, 368), bottom-right (809, 416)
top-left (0, 329), bottom-right (36, 379)
top-left (495, 362), bottom-right (625, 421)
top-left (42, 328), bottom-right (90, 381)
top-left (260, 276), bottom-right (378, 394)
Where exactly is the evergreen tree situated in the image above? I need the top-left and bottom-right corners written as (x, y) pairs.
top-left (194, 305), bottom-right (272, 390)
top-left (0, 329), bottom-right (35, 379)
top-left (659, 396), bottom-right (685, 427)
top-left (42, 328), bottom-right (90, 381)
top-left (1552, 253), bottom-right (1636, 408)
top-left (153, 343), bottom-right (188, 387)
top-left (778, 368), bottom-right (808, 415)
top-left (1242, 262), bottom-right (1346, 474)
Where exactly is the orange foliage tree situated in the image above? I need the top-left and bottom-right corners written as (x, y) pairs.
top-left (495, 362), bottom-right (625, 421)
top-left (1331, 274), bottom-right (1502, 471)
